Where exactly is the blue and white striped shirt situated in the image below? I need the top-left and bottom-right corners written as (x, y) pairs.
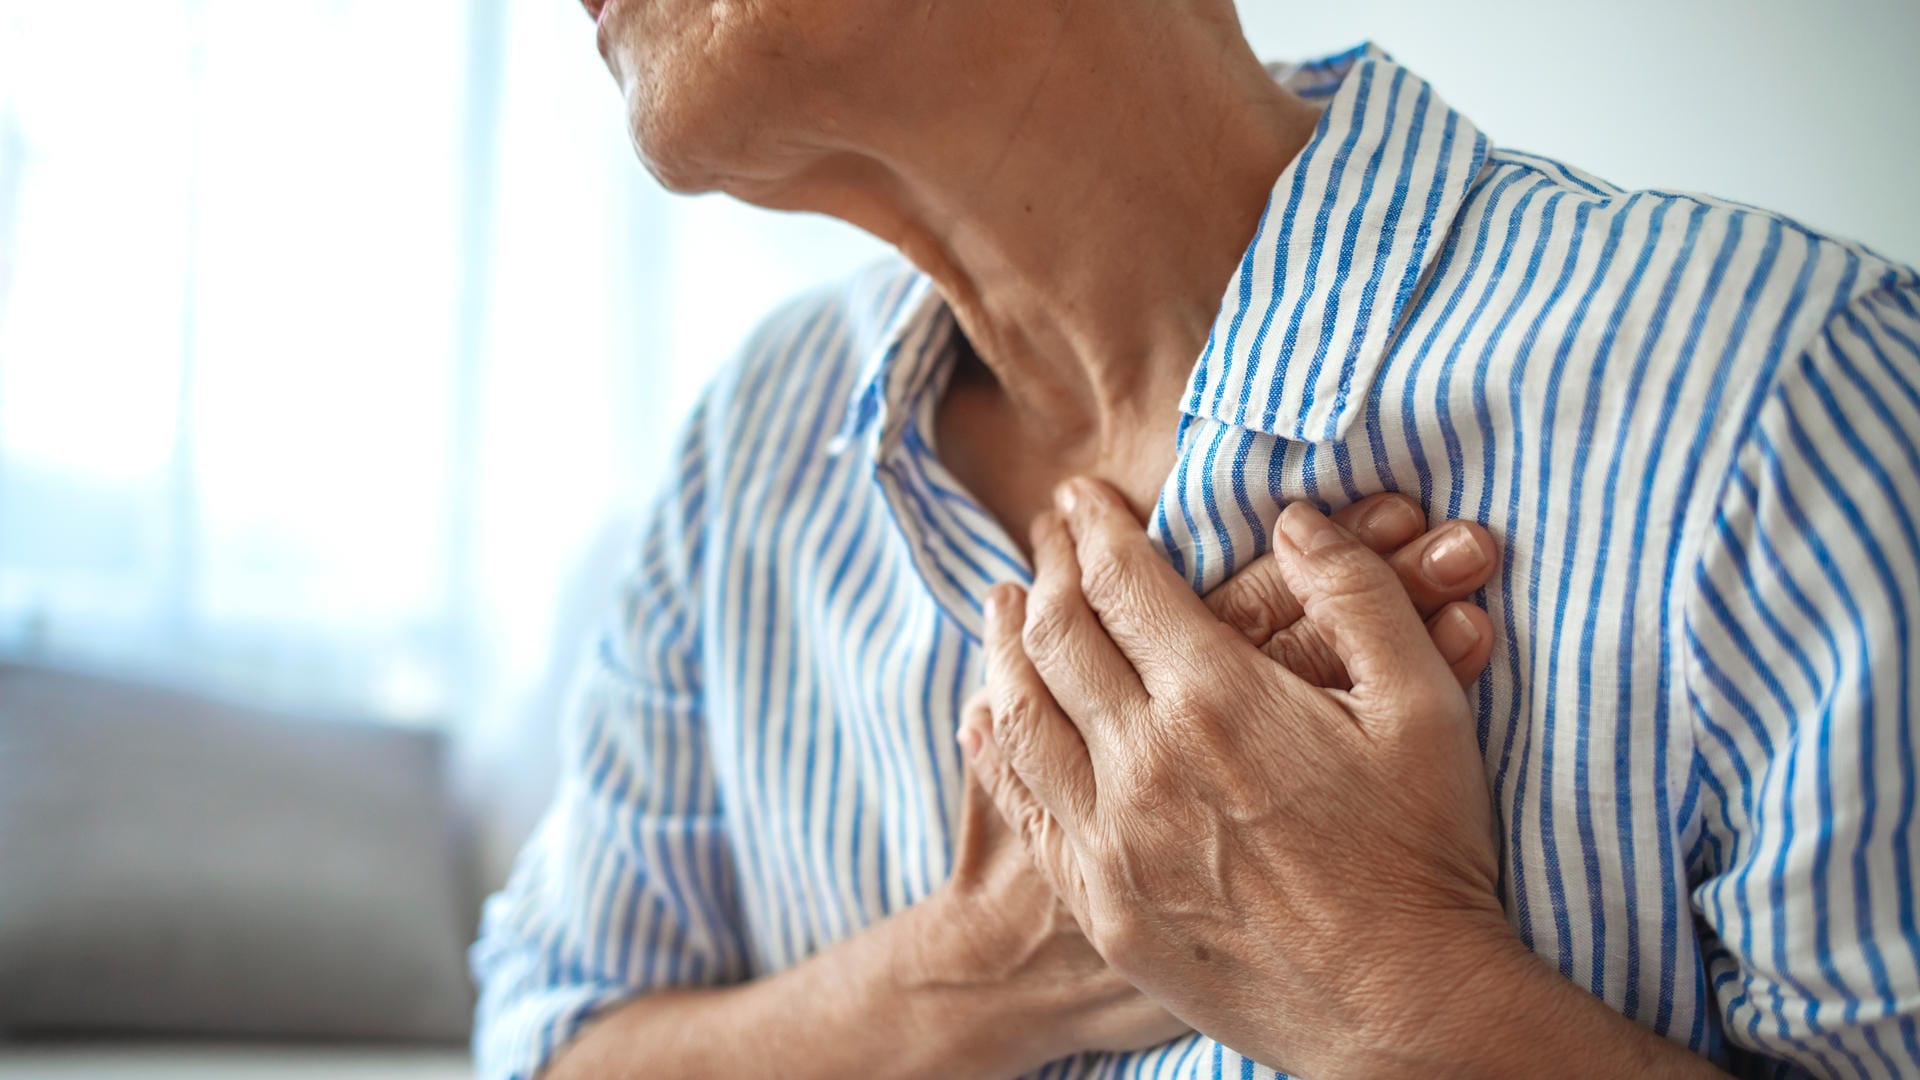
top-left (472, 43), bottom-right (1920, 1079)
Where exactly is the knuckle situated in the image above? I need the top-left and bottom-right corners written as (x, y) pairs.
top-left (1078, 533), bottom-right (1155, 605)
top-left (1207, 561), bottom-right (1290, 643)
top-left (1262, 626), bottom-right (1350, 689)
top-left (975, 758), bottom-right (1009, 802)
top-left (1304, 541), bottom-right (1398, 601)
top-left (1013, 801), bottom-right (1050, 850)
top-left (1259, 629), bottom-right (1309, 671)
top-left (991, 688), bottom-right (1053, 762)
top-left (994, 687), bottom-right (1041, 731)
top-left (1077, 546), bottom-right (1133, 604)
top-left (1156, 675), bottom-right (1225, 730)
top-left (1020, 593), bottom-right (1073, 662)
top-left (1115, 753), bottom-right (1169, 803)
top-left (1112, 736), bottom-right (1196, 811)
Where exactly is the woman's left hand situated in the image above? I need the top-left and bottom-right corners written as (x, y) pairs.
top-left (961, 477), bottom-right (1518, 1079)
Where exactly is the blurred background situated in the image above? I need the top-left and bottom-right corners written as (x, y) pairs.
top-left (2, 0), bottom-right (1917, 1074)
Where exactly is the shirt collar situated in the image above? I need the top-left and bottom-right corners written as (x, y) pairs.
top-left (834, 42), bottom-right (1490, 455)
top-left (829, 269), bottom-right (950, 462)
top-left (1185, 43), bottom-right (1489, 441)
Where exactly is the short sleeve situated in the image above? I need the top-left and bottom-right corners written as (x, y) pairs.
top-left (469, 404), bottom-right (748, 1079)
top-left (1685, 285), bottom-right (1920, 1078)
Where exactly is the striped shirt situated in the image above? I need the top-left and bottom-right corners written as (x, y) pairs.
top-left (471, 42), bottom-right (1920, 1079)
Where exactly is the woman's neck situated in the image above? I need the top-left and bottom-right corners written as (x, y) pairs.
top-left (774, 6), bottom-right (1322, 457)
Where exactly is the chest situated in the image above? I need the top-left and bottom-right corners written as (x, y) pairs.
top-left (930, 361), bottom-right (1181, 558)
top-left (698, 365), bottom-right (1726, 1062)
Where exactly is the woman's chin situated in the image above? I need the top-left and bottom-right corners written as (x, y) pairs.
top-left (623, 91), bottom-right (735, 196)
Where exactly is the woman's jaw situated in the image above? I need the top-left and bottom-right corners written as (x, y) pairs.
top-left (596, 0), bottom-right (1319, 443)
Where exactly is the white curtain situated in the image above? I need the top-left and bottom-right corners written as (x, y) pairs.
top-left (0, 0), bottom-right (885, 771)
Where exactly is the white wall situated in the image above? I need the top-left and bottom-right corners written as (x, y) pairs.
top-left (1237, 0), bottom-right (1920, 267)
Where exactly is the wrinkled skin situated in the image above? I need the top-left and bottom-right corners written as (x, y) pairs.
top-left (942, 490), bottom-right (1498, 1054)
top-left (962, 480), bottom-right (1511, 1077)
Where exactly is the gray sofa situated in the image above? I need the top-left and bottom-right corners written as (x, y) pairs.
top-left (0, 664), bottom-right (482, 1075)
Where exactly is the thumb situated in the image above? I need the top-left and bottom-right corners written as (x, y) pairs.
top-left (1268, 501), bottom-right (1457, 707)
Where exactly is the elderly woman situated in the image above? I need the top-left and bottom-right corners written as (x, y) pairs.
top-left (473, 0), bottom-right (1920, 1077)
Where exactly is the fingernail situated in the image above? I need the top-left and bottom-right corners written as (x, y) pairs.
top-left (1356, 497), bottom-right (1423, 548)
top-left (1430, 605), bottom-right (1483, 664)
top-left (1277, 502), bottom-right (1342, 553)
top-left (1053, 480), bottom-right (1079, 515)
top-left (956, 724), bottom-right (981, 757)
top-left (984, 586), bottom-right (1002, 620)
top-left (1423, 525), bottom-right (1489, 587)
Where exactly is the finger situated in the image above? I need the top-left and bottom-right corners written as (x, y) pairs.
top-left (1426, 601), bottom-right (1496, 687)
top-left (950, 691), bottom-right (999, 859)
top-left (959, 736), bottom-right (1091, 926)
top-left (1054, 478), bottom-right (1253, 699)
top-left (1204, 554), bottom-right (1295, 645)
top-left (1258, 619), bottom-right (1353, 690)
top-left (1259, 596), bottom-right (1499, 691)
top-left (1022, 512), bottom-right (1149, 749)
top-left (1255, 518), bottom-right (1499, 687)
top-left (1385, 520), bottom-right (1499, 617)
top-left (1269, 502), bottom-right (1457, 706)
top-left (1331, 491), bottom-right (1427, 552)
top-left (1207, 493), bottom-right (1424, 646)
top-left (958, 687), bottom-right (994, 746)
top-left (948, 760), bottom-right (1003, 886)
top-left (980, 583), bottom-right (1097, 831)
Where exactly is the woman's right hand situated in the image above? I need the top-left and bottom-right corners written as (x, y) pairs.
top-left (931, 692), bottom-right (1188, 1062)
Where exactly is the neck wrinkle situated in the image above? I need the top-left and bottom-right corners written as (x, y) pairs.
top-left (874, 33), bottom-right (1318, 452)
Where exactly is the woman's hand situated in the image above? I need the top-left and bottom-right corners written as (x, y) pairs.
top-left (928, 693), bottom-right (1189, 1060)
top-left (923, 490), bottom-right (1500, 1071)
top-left (1199, 491), bottom-right (1497, 690)
top-left (960, 478), bottom-right (1513, 1079)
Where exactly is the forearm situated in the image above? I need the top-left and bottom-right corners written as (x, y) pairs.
top-left (542, 893), bottom-right (1069, 1080)
top-left (1326, 928), bottom-right (1728, 1080)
